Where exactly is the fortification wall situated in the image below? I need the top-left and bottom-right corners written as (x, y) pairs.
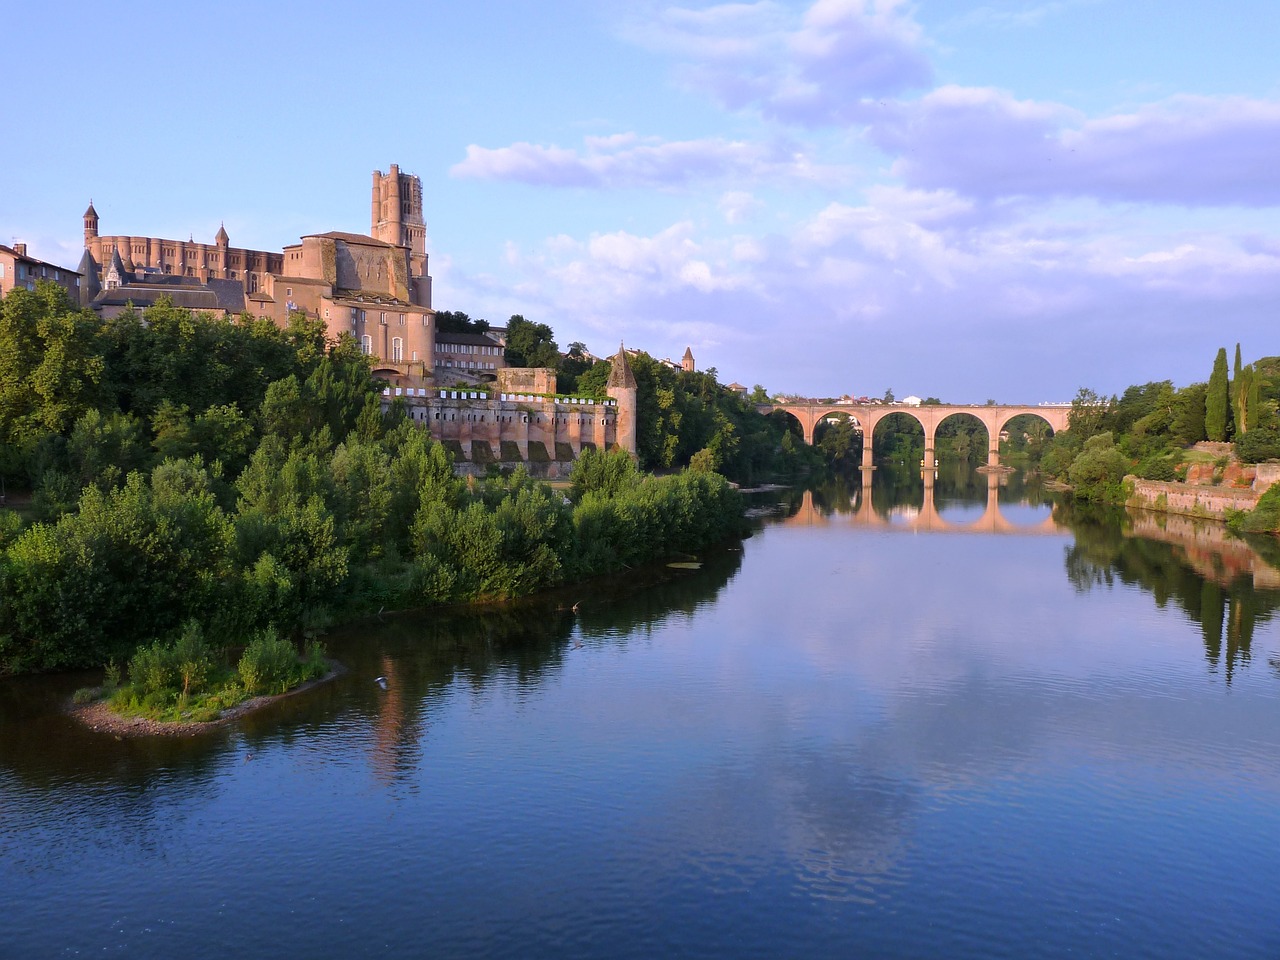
top-left (385, 388), bottom-right (625, 467)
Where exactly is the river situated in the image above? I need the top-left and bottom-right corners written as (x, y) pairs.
top-left (4, 464), bottom-right (1280, 959)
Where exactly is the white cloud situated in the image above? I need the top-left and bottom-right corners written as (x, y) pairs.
top-left (719, 190), bottom-right (764, 224)
top-left (870, 89), bottom-right (1280, 207)
top-left (629, 0), bottom-right (932, 126)
top-left (437, 193), bottom-right (1280, 401)
top-left (451, 134), bottom-right (851, 188)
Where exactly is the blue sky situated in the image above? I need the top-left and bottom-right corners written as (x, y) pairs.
top-left (6, 0), bottom-right (1280, 402)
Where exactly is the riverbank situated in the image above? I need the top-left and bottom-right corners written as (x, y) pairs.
top-left (68, 662), bottom-right (346, 738)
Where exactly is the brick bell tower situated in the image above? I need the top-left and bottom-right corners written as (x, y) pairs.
top-left (371, 164), bottom-right (428, 280)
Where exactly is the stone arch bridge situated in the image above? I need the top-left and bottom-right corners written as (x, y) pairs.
top-left (758, 403), bottom-right (1071, 471)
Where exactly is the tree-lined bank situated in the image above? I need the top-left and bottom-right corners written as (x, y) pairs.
top-left (0, 285), bottom-right (749, 676)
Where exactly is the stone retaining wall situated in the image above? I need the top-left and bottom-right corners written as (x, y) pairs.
top-left (1128, 478), bottom-right (1259, 520)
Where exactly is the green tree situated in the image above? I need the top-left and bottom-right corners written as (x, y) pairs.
top-left (0, 282), bottom-right (104, 445)
top-left (1067, 432), bottom-right (1130, 503)
top-left (1206, 347), bottom-right (1230, 441)
top-left (434, 310), bottom-right (490, 334)
top-left (504, 315), bottom-right (559, 368)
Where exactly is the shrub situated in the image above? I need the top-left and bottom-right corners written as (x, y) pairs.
top-left (1067, 432), bottom-right (1130, 503)
top-left (1236, 427), bottom-right (1280, 464)
top-left (172, 621), bottom-right (214, 698)
top-left (1231, 483), bottom-right (1280, 534)
top-left (129, 639), bottom-right (178, 695)
top-left (1134, 454), bottom-right (1178, 481)
top-left (238, 626), bottom-right (298, 694)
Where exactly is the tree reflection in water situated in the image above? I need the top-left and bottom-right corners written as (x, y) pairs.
top-left (1059, 499), bottom-right (1280, 683)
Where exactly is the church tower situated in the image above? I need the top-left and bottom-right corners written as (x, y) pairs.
top-left (682, 346), bottom-right (695, 373)
top-left (83, 201), bottom-right (99, 246)
top-left (371, 164), bottom-right (427, 278)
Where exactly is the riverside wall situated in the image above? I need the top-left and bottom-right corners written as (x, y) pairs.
top-left (385, 388), bottom-right (623, 474)
top-left (1127, 463), bottom-right (1280, 521)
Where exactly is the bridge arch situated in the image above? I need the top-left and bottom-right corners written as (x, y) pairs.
top-left (758, 403), bottom-right (1071, 470)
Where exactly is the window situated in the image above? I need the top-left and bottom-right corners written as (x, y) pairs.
top-left (286, 287), bottom-right (293, 297)
top-left (379, 312), bottom-right (387, 325)
top-left (392, 337), bottom-right (403, 361)
top-left (359, 309), bottom-right (367, 322)
top-left (361, 335), bottom-right (372, 356)
top-left (0, 264), bottom-right (5, 279)
top-left (398, 313), bottom-right (406, 325)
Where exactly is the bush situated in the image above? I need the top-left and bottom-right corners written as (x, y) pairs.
top-left (129, 639), bottom-right (178, 695)
top-left (1236, 427), bottom-right (1280, 464)
top-left (1067, 432), bottom-right (1130, 503)
top-left (238, 626), bottom-right (299, 694)
top-left (1231, 483), bottom-right (1280, 534)
top-left (1134, 454), bottom-right (1178, 481)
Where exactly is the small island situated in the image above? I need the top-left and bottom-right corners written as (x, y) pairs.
top-left (70, 624), bottom-right (337, 736)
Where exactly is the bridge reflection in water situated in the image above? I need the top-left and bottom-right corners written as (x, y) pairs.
top-left (786, 470), bottom-right (1063, 535)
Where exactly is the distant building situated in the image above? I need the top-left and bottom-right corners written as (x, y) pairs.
top-left (682, 346), bottom-right (695, 372)
top-left (0, 243), bottom-right (80, 301)
top-left (902, 395), bottom-right (923, 407)
top-left (436, 330), bottom-right (507, 381)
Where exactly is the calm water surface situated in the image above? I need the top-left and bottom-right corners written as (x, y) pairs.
top-left (5, 466), bottom-right (1280, 959)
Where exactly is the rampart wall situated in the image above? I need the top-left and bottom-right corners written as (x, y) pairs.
top-left (386, 388), bottom-right (623, 471)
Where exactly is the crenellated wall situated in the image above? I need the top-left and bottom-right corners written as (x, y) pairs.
top-left (386, 389), bottom-right (629, 467)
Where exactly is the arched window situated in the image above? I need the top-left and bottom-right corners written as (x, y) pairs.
top-left (392, 337), bottom-right (403, 362)
top-left (361, 335), bottom-right (372, 356)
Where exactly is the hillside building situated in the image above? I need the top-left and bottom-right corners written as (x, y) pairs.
top-left (77, 165), bottom-right (435, 384)
top-left (1, 242), bottom-right (80, 301)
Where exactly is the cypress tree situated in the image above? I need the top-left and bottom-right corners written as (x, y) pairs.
top-left (1236, 364), bottom-right (1254, 435)
top-left (1206, 347), bottom-right (1229, 441)
top-left (1231, 343), bottom-right (1244, 429)
top-left (1247, 368), bottom-right (1261, 432)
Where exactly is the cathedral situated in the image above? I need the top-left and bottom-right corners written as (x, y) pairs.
top-left (78, 166), bottom-right (439, 385)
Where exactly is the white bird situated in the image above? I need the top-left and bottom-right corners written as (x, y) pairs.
top-left (375, 676), bottom-right (388, 690)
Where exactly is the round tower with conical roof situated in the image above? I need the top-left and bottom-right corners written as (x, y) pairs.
top-left (607, 343), bottom-right (638, 457)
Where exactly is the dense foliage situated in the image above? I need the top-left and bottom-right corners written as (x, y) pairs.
top-left (573, 350), bottom-right (823, 482)
top-left (0, 284), bottom-right (744, 675)
top-left (1032, 344), bottom-right (1280, 509)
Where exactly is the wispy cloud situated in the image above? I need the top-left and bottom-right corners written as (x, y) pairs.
top-left (870, 89), bottom-right (1280, 207)
top-left (451, 132), bottom-right (852, 188)
top-left (627, 0), bottom-right (932, 126)
top-left (439, 194), bottom-right (1280, 399)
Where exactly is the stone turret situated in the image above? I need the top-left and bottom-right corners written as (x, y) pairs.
top-left (682, 346), bottom-right (695, 373)
top-left (215, 223), bottom-right (229, 247)
top-left (607, 343), bottom-right (638, 457)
